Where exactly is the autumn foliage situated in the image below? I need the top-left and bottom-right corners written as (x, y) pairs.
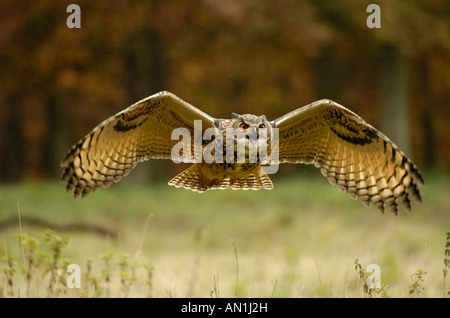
top-left (0, 0), bottom-right (449, 182)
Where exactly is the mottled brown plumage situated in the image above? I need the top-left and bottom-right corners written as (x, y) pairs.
top-left (61, 91), bottom-right (424, 213)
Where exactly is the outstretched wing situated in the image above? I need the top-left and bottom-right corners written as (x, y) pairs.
top-left (61, 91), bottom-right (215, 197)
top-left (272, 99), bottom-right (424, 214)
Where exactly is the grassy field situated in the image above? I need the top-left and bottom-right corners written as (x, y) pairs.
top-left (0, 167), bottom-right (449, 298)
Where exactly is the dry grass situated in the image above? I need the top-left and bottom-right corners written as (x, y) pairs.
top-left (0, 169), bottom-right (449, 297)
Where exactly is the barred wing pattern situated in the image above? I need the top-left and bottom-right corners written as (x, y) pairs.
top-left (272, 99), bottom-right (424, 214)
top-left (61, 91), bottom-right (215, 197)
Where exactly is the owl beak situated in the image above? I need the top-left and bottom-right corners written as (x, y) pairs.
top-left (246, 127), bottom-right (258, 144)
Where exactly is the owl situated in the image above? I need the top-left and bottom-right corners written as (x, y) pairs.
top-left (61, 91), bottom-right (424, 214)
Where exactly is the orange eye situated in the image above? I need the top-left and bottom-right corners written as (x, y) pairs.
top-left (259, 123), bottom-right (266, 130)
top-left (239, 122), bottom-right (249, 130)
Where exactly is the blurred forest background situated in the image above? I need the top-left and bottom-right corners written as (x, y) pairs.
top-left (0, 0), bottom-right (449, 183)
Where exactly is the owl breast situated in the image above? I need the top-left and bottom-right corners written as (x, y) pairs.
top-left (211, 128), bottom-right (272, 166)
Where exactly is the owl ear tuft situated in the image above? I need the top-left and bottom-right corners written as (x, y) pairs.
top-left (214, 118), bottom-right (224, 128)
top-left (231, 112), bottom-right (241, 120)
top-left (260, 115), bottom-right (267, 121)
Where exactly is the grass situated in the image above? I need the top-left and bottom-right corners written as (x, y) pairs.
top-left (0, 167), bottom-right (449, 297)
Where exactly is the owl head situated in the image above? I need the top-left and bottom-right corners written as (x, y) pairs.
top-left (228, 113), bottom-right (272, 156)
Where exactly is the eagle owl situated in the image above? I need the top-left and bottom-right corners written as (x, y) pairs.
top-left (61, 91), bottom-right (424, 214)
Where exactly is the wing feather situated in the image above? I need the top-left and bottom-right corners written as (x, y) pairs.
top-left (61, 91), bottom-right (215, 197)
top-left (272, 99), bottom-right (424, 213)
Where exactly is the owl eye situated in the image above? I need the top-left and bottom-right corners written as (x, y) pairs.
top-left (259, 123), bottom-right (266, 130)
top-left (239, 122), bottom-right (249, 130)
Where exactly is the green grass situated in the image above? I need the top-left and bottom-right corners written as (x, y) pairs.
top-left (0, 168), bottom-right (449, 297)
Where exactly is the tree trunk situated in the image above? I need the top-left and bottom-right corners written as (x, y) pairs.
top-left (122, 29), bottom-right (169, 186)
top-left (379, 44), bottom-right (410, 155)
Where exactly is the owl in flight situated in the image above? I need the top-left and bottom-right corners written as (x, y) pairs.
top-left (61, 91), bottom-right (424, 214)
